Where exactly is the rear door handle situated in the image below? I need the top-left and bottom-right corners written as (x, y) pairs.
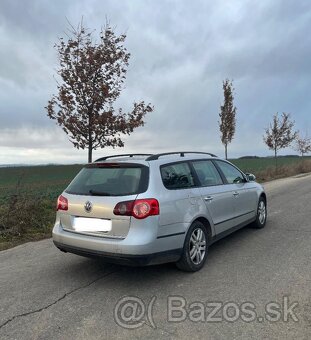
top-left (233, 191), bottom-right (239, 197)
top-left (204, 196), bottom-right (213, 202)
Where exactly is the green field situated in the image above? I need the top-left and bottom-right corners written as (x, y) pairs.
top-left (0, 164), bottom-right (83, 203)
top-left (0, 156), bottom-right (308, 202)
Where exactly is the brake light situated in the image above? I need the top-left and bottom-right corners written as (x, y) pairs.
top-left (132, 199), bottom-right (159, 219)
top-left (113, 198), bottom-right (159, 219)
top-left (57, 195), bottom-right (68, 211)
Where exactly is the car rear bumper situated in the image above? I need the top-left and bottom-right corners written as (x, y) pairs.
top-left (52, 221), bottom-right (185, 265)
top-left (53, 240), bottom-right (182, 266)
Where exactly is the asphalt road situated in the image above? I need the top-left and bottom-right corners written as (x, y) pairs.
top-left (1, 174), bottom-right (311, 339)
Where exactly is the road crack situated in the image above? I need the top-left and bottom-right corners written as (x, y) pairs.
top-left (0, 268), bottom-right (119, 330)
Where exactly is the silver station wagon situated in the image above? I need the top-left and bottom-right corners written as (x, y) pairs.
top-left (53, 152), bottom-right (267, 272)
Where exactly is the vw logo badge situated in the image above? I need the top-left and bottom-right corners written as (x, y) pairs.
top-left (84, 201), bottom-right (93, 213)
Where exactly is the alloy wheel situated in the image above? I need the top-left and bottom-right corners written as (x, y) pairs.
top-left (189, 227), bottom-right (206, 265)
top-left (258, 200), bottom-right (266, 225)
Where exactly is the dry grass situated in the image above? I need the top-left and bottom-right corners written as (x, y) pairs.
top-left (0, 195), bottom-right (55, 237)
top-left (0, 177), bottom-right (55, 250)
top-left (256, 159), bottom-right (311, 182)
top-left (0, 233), bottom-right (51, 251)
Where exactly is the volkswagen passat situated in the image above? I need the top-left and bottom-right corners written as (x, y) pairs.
top-left (53, 152), bottom-right (267, 272)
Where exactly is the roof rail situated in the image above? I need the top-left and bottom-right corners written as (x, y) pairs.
top-left (145, 152), bottom-right (217, 161)
top-left (95, 154), bottom-right (152, 162)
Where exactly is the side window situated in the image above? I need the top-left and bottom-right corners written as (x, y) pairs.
top-left (215, 161), bottom-right (245, 184)
top-left (161, 162), bottom-right (194, 189)
top-left (192, 160), bottom-right (223, 186)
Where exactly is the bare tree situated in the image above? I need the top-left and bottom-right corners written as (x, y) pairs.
top-left (46, 20), bottom-right (153, 162)
top-left (219, 79), bottom-right (237, 159)
top-left (294, 133), bottom-right (311, 157)
top-left (263, 112), bottom-right (298, 170)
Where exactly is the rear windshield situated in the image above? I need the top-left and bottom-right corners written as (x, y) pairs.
top-left (65, 163), bottom-right (149, 196)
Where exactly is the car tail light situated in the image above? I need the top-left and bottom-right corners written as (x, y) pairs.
top-left (113, 198), bottom-right (159, 219)
top-left (57, 195), bottom-right (68, 211)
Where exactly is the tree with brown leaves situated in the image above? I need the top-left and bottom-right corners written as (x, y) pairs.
top-left (294, 133), bottom-right (311, 157)
top-left (219, 79), bottom-right (237, 159)
top-left (46, 21), bottom-right (153, 162)
top-left (263, 112), bottom-right (298, 169)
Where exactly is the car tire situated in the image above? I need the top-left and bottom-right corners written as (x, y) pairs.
top-left (176, 221), bottom-right (209, 272)
top-left (252, 197), bottom-right (267, 229)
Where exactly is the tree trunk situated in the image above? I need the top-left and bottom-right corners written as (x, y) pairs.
top-left (88, 145), bottom-right (92, 163)
top-left (225, 144), bottom-right (228, 160)
top-left (88, 126), bottom-right (92, 163)
top-left (274, 147), bottom-right (277, 174)
top-left (88, 115), bottom-right (93, 163)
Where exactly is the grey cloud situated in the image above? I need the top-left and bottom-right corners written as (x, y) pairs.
top-left (0, 0), bottom-right (73, 40)
top-left (0, 0), bottom-right (310, 164)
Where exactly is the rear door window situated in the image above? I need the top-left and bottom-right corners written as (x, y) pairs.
top-left (160, 162), bottom-right (195, 189)
top-left (65, 163), bottom-right (148, 196)
top-left (192, 160), bottom-right (223, 186)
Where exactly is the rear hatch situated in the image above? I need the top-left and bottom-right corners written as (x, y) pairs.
top-left (58, 162), bottom-right (149, 238)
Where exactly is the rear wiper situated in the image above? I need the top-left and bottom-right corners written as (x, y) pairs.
top-left (89, 190), bottom-right (111, 196)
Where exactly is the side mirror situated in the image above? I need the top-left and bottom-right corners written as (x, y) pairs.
top-left (246, 173), bottom-right (256, 182)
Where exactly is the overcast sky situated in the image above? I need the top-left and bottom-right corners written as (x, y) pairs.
top-left (0, 0), bottom-right (310, 164)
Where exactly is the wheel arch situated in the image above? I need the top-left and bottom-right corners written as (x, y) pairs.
top-left (260, 192), bottom-right (267, 206)
top-left (192, 216), bottom-right (213, 243)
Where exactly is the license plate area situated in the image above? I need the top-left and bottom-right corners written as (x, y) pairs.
top-left (73, 217), bottom-right (112, 233)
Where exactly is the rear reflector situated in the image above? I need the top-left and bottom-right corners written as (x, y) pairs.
top-left (57, 195), bottom-right (68, 211)
top-left (114, 198), bottom-right (159, 219)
